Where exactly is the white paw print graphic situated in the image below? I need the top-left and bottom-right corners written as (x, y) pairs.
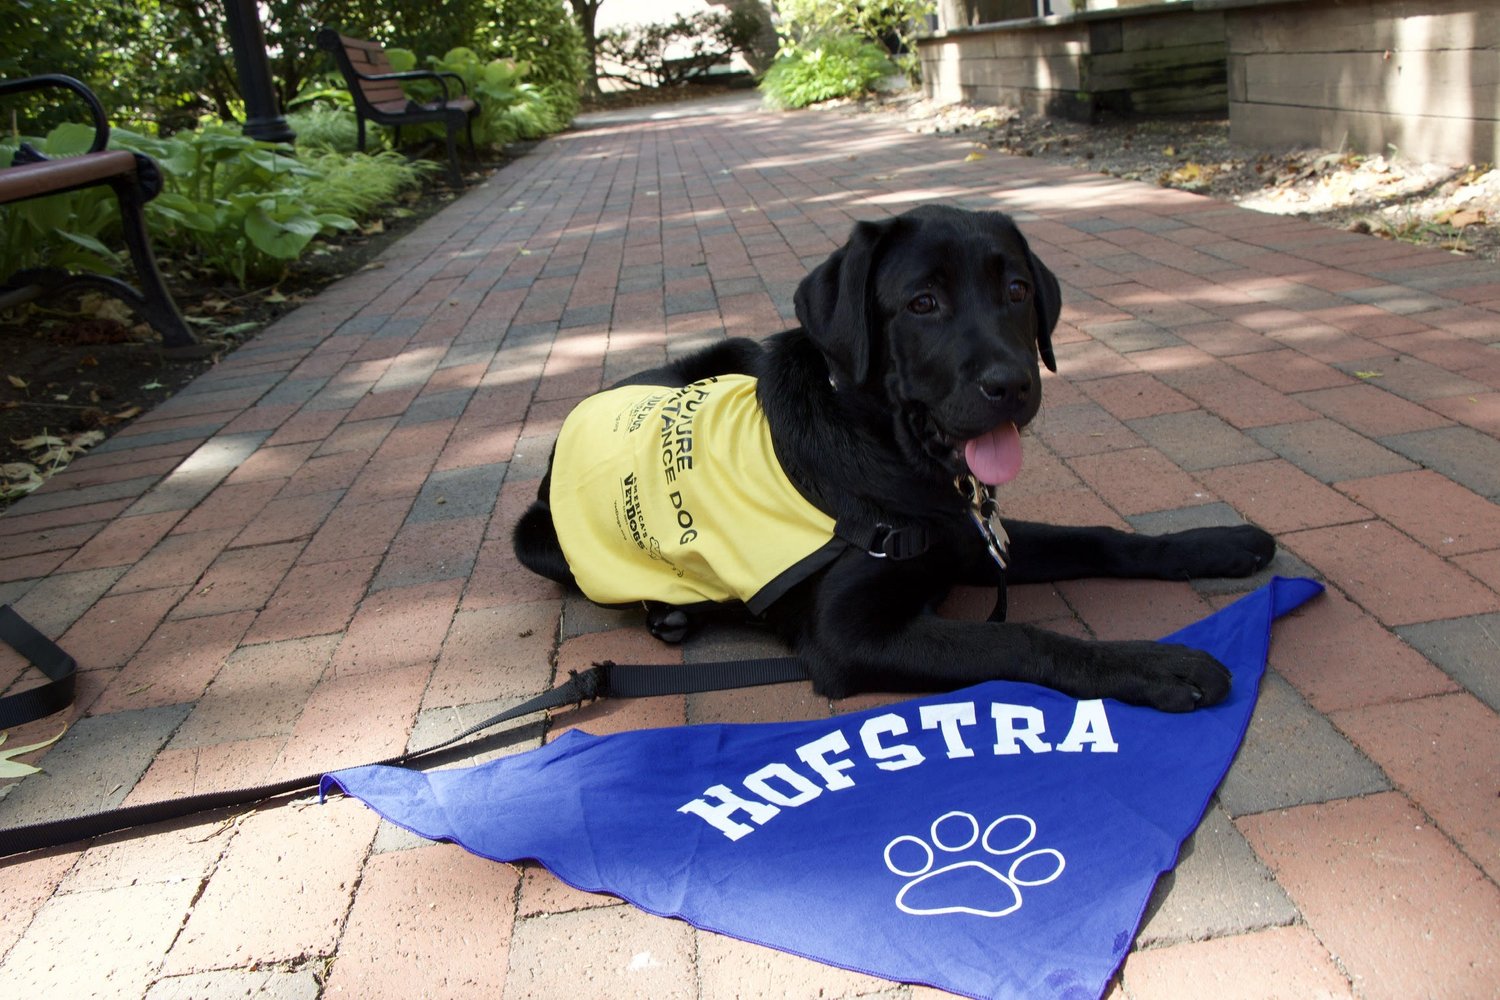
top-left (883, 811), bottom-right (1065, 917)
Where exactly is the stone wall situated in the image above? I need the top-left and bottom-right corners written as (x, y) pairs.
top-left (918, 2), bottom-right (1228, 121)
top-left (1217, 0), bottom-right (1498, 163)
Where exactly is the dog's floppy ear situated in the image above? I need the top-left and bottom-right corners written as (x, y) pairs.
top-left (794, 218), bottom-right (892, 387)
top-left (1022, 237), bottom-right (1061, 373)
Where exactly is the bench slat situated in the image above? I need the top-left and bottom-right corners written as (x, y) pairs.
top-left (0, 150), bottom-right (138, 204)
top-left (361, 81), bottom-right (408, 104)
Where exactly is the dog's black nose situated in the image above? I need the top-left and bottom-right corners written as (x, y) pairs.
top-left (977, 372), bottom-right (1031, 404)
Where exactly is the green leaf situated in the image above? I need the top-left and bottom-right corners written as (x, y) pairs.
top-left (44, 122), bottom-right (98, 156)
top-left (55, 230), bottom-right (124, 270)
top-left (244, 204), bottom-right (315, 259)
top-left (0, 725), bottom-right (66, 779)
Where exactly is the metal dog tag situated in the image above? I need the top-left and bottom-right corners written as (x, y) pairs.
top-left (958, 475), bottom-right (1010, 570)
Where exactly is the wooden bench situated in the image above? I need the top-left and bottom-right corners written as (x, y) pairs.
top-left (316, 28), bottom-right (479, 186)
top-left (0, 74), bottom-right (195, 351)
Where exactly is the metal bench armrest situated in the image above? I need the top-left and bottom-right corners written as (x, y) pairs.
top-left (0, 74), bottom-right (110, 156)
top-left (358, 69), bottom-right (469, 103)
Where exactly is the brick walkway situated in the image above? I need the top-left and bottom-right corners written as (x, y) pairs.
top-left (2, 91), bottom-right (1499, 998)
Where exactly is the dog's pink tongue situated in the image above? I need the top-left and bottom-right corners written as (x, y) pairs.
top-left (964, 423), bottom-right (1022, 485)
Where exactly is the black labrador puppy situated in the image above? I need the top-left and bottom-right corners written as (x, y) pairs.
top-left (513, 205), bottom-right (1274, 711)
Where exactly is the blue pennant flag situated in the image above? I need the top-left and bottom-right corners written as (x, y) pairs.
top-left (323, 576), bottom-right (1322, 1000)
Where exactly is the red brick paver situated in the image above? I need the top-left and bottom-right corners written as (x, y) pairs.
top-left (1239, 793), bottom-right (1500, 1000)
top-left (2, 92), bottom-right (1498, 998)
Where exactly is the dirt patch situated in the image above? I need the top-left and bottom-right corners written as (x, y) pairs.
top-left (0, 159), bottom-right (495, 506)
top-left (838, 94), bottom-right (1500, 262)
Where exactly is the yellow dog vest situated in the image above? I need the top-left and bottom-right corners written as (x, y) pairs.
top-left (550, 375), bottom-right (843, 612)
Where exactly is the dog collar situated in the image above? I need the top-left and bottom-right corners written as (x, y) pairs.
top-left (957, 474), bottom-right (1010, 570)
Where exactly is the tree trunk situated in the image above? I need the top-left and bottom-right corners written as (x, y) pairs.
top-left (570, 0), bottom-right (602, 97)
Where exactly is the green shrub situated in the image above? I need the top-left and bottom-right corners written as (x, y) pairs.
top-left (772, 0), bottom-right (934, 83)
top-left (760, 35), bottom-right (897, 110)
top-left (486, 0), bottom-right (591, 100)
top-left (0, 121), bottom-right (425, 289)
top-left (285, 105), bottom-right (365, 154)
top-left (430, 47), bottom-right (566, 146)
top-left (300, 150), bottom-right (434, 218)
top-left (0, 183), bottom-right (124, 279)
top-left (111, 123), bottom-right (357, 286)
top-left (477, 0), bottom-right (585, 122)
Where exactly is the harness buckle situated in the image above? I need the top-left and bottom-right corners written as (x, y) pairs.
top-left (866, 524), bottom-right (895, 559)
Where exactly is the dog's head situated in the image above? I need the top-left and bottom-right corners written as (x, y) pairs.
top-left (793, 205), bottom-right (1061, 486)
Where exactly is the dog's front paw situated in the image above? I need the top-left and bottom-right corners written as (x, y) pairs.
top-left (1093, 640), bottom-right (1231, 712)
top-left (1161, 524), bottom-right (1275, 579)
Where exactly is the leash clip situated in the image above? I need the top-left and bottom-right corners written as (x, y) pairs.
top-left (956, 474), bottom-right (1010, 570)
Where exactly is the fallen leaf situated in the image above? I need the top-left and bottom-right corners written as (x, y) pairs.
top-left (0, 478), bottom-right (42, 499)
top-left (1354, 370), bottom-right (1383, 379)
top-left (963, 151), bottom-right (986, 162)
top-left (79, 293), bottom-right (133, 324)
top-left (35, 446), bottom-right (76, 466)
top-left (1448, 209), bottom-right (1486, 228)
top-left (7, 375), bottom-right (27, 390)
top-left (12, 434), bottom-right (65, 450)
top-left (0, 725), bottom-right (66, 779)
top-left (1164, 162), bottom-right (1209, 189)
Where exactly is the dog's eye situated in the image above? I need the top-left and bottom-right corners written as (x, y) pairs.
top-left (1008, 279), bottom-right (1031, 303)
top-left (908, 293), bottom-right (938, 315)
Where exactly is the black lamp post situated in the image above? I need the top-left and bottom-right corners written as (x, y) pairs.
top-left (223, 0), bottom-right (295, 143)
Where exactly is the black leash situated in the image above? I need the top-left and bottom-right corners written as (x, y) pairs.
top-left (0, 606), bottom-right (809, 859)
top-left (0, 605), bottom-right (77, 729)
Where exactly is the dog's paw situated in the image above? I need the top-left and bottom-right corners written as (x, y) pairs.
top-left (1160, 524), bottom-right (1276, 580)
top-left (645, 603), bottom-right (694, 644)
top-left (1093, 640), bottom-right (1232, 713)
